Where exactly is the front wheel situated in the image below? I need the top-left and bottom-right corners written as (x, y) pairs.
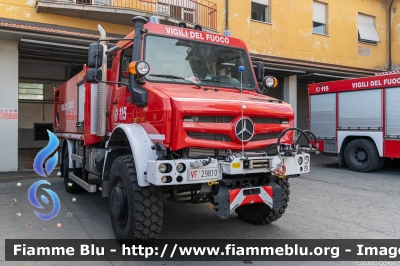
top-left (344, 139), bottom-right (380, 172)
top-left (235, 178), bottom-right (290, 224)
top-left (108, 154), bottom-right (163, 243)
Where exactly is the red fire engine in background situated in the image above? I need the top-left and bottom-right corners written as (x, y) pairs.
top-left (308, 72), bottom-right (400, 172)
top-left (54, 16), bottom-right (317, 242)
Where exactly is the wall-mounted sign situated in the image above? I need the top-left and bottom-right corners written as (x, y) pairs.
top-left (0, 108), bottom-right (18, 120)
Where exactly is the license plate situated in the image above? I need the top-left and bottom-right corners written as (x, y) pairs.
top-left (188, 168), bottom-right (219, 181)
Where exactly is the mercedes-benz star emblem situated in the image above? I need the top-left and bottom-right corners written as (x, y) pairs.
top-left (235, 118), bottom-right (254, 142)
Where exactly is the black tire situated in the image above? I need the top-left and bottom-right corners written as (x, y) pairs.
top-left (235, 178), bottom-right (290, 224)
top-left (62, 146), bottom-right (84, 193)
top-left (108, 154), bottom-right (163, 243)
top-left (374, 157), bottom-right (386, 171)
top-left (344, 139), bottom-right (380, 173)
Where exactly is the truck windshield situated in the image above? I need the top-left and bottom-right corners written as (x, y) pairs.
top-left (144, 35), bottom-right (256, 89)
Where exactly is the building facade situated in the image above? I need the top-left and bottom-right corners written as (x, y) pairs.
top-left (0, 0), bottom-right (398, 171)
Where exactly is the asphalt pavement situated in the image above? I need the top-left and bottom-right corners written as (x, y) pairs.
top-left (0, 153), bottom-right (399, 266)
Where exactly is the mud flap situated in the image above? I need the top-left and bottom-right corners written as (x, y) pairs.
top-left (213, 181), bottom-right (285, 219)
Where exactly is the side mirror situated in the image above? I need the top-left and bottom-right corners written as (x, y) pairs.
top-left (85, 69), bottom-right (102, 83)
top-left (256, 61), bottom-right (264, 82)
top-left (105, 46), bottom-right (121, 57)
top-left (258, 82), bottom-right (265, 92)
top-left (87, 43), bottom-right (103, 68)
top-left (86, 43), bottom-right (104, 83)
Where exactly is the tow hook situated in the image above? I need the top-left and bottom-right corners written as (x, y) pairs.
top-left (208, 181), bottom-right (218, 186)
top-left (208, 179), bottom-right (233, 187)
top-left (274, 163), bottom-right (286, 177)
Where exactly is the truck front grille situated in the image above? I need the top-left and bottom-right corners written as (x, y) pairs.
top-left (187, 130), bottom-right (281, 142)
top-left (250, 117), bottom-right (289, 124)
top-left (187, 148), bottom-right (266, 157)
top-left (187, 132), bottom-right (232, 142)
top-left (188, 148), bottom-right (224, 157)
top-left (183, 116), bottom-right (287, 124)
top-left (250, 133), bottom-right (281, 142)
top-left (183, 116), bottom-right (234, 123)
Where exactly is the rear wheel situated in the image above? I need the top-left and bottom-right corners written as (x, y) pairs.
top-left (108, 154), bottom-right (163, 244)
top-left (344, 139), bottom-right (380, 172)
top-left (374, 157), bottom-right (386, 171)
top-left (235, 178), bottom-right (290, 224)
top-left (62, 145), bottom-right (84, 193)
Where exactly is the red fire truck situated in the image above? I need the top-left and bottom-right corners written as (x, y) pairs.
top-left (308, 72), bottom-right (400, 172)
top-left (54, 16), bottom-right (317, 242)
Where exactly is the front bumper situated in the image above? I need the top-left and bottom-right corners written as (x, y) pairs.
top-left (146, 153), bottom-right (310, 186)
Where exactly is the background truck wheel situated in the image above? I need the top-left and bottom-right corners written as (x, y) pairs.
top-left (235, 178), bottom-right (289, 224)
top-left (62, 146), bottom-right (84, 193)
top-left (108, 154), bottom-right (163, 243)
top-left (374, 157), bottom-right (386, 171)
top-left (344, 139), bottom-right (380, 172)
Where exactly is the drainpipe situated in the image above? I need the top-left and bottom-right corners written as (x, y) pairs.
top-left (223, 0), bottom-right (231, 36)
top-left (389, 0), bottom-right (394, 70)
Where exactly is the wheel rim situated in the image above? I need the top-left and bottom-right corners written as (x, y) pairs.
top-left (113, 178), bottom-right (129, 229)
top-left (351, 147), bottom-right (368, 165)
top-left (111, 187), bottom-right (124, 220)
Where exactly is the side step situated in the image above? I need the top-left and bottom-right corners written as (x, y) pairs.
top-left (68, 172), bottom-right (97, 193)
top-left (71, 154), bottom-right (83, 164)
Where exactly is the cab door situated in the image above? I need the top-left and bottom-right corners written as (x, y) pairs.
top-left (111, 45), bottom-right (135, 128)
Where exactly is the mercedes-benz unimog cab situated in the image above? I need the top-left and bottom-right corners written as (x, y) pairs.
top-left (54, 16), bottom-right (318, 243)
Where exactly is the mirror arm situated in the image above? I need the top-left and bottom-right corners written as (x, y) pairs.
top-left (93, 78), bottom-right (129, 87)
top-left (96, 38), bottom-right (134, 44)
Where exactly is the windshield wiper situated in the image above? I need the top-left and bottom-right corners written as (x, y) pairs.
top-left (200, 79), bottom-right (242, 92)
top-left (219, 85), bottom-right (243, 92)
top-left (149, 74), bottom-right (201, 88)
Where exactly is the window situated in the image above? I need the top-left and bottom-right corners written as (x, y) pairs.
top-left (251, 0), bottom-right (270, 23)
top-left (158, 1), bottom-right (196, 23)
top-left (76, 0), bottom-right (91, 4)
top-left (120, 46), bottom-right (133, 84)
top-left (358, 13), bottom-right (380, 44)
top-left (144, 35), bottom-right (256, 89)
top-left (18, 83), bottom-right (44, 100)
top-left (183, 7), bottom-right (195, 23)
top-left (313, 1), bottom-right (327, 34)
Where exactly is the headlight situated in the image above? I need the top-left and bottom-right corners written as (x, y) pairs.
top-left (298, 157), bottom-right (303, 165)
top-left (136, 61), bottom-right (150, 75)
top-left (304, 156), bottom-right (309, 164)
top-left (262, 76), bottom-right (278, 88)
top-left (304, 165), bottom-right (309, 172)
top-left (265, 77), bottom-right (274, 87)
top-left (158, 164), bottom-right (167, 173)
top-left (176, 163), bottom-right (186, 173)
top-left (161, 176), bottom-right (172, 183)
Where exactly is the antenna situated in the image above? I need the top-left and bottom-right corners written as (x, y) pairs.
top-left (238, 66), bottom-right (245, 155)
